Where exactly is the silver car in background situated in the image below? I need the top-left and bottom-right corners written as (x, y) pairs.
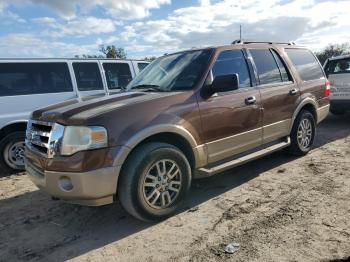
top-left (324, 54), bottom-right (350, 115)
top-left (0, 58), bottom-right (149, 173)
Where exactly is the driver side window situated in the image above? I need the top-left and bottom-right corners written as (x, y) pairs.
top-left (211, 49), bottom-right (251, 88)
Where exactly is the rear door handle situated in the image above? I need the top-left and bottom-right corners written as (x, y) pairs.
top-left (245, 96), bottom-right (257, 105)
top-left (289, 88), bottom-right (298, 95)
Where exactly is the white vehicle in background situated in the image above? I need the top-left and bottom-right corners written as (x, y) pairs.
top-left (0, 58), bottom-right (149, 173)
top-left (324, 54), bottom-right (350, 115)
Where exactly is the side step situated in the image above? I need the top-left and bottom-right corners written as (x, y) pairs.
top-left (197, 137), bottom-right (291, 177)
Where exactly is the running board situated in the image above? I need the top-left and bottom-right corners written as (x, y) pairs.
top-left (197, 137), bottom-right (291, 177)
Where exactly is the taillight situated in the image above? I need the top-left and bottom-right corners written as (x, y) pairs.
top-left (324, 80), bottom-right (331, 97)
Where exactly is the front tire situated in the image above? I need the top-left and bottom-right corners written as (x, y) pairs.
top-left (288, 110), bottom-right (316, 156)
top-left (118, 142), bottom-right (192, 222)
top-left (0, 131), bottom-right (26, 175)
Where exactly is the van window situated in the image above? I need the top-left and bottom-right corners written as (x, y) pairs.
top-left (137, 63), bottom-right (149, 72)
top-left (212, 49), bottom-right (251, 88)
top-left (325, 58), bottom-right (350, 75)
top-left (285, 49), bottom-right (324, 81)
top-left (73, 62), bottom-right (103, 91)
top-left (103, 63), bottom-right (132, 89)
top-left (250, 49), bottom-right (283, 85)
top-left (0, 62), bottom-right (72, 97)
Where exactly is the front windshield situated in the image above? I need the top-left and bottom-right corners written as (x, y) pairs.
top-left (126, 49), bottom-right (213, 92)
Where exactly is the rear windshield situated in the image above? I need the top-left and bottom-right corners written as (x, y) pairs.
top-left (285, 48), bottom-right (325, 81)
top-left (324, 58), bottom-right (350, 75)
top-left (0, 62), bottom-right (73, 97)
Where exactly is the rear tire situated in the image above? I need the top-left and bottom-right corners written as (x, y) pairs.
top-left (0, 131), bottom-right (26, 175)
top-left (118, 142), bottom-right (192, 222)
top-left (288, 110), bottom-right (315, 156)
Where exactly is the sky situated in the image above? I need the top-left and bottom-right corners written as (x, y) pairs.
top-left (0, 0), bottom-right (349, 59)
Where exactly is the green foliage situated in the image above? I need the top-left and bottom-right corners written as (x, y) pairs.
top-left (316, 43), bottom-right (350, 65)
top-left (99, 45), bottom-right (127, 59)
top-left (143, 56), bottom-right (157, 62)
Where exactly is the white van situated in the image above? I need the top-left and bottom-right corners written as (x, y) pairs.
top-left (324, 54), bottom-right (350, 115)
top-left (0, 58), bottom-right (149, 173)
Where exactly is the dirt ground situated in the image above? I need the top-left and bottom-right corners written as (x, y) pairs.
top-left (0, 114), bottom-right (349, 262)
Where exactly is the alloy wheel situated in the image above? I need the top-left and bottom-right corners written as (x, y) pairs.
top-left (142, 159), bottom-right (182, 209)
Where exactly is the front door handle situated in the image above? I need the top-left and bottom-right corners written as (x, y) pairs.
top-left (289, 88), bottom-right (298, 95)
top-left (245, 96), bottom-right (257, 105)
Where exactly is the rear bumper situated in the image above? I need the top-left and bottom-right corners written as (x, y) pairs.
top-left (25, 159), bottom-right (120, 206)
top-left (316, 104), bottom-right (330, 123)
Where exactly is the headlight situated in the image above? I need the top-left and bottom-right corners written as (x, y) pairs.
top-left (61, 126), bottom-right (108, 156)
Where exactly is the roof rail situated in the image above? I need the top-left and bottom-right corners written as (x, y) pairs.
top-left (231, 40), bottom-right (296, 45)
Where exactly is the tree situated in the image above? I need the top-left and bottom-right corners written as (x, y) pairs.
top-left (316, 43), bottom-right (350, 65)
top-left (143, 56), bottom-right (157, 62)
top-left (99, 45), bottom-right (127, 59)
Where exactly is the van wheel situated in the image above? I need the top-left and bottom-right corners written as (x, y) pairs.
top-left (118, 142), bottom-right (191, 222)
top-left (288, 110), bottom-right (315, 156)
top-left (0, 132), bottom-right (26, 175)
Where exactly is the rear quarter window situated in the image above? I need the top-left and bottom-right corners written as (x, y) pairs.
top-left (0, 62), bottom-right (73, 97)
top-left (285, 48), bottom-right (325, 81)
top-left (325, 58), bottom-right (350, 75)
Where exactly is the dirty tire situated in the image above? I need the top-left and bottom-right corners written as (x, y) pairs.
top-left (118, 142), bottom-right (192, 222)
top-left (0, 131), bottom-right (26, 175)
top-left (288, 110), bottom-right (316, 156)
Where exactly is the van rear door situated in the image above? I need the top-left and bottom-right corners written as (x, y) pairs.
top-left (324, 57), bottom-right (350, 101)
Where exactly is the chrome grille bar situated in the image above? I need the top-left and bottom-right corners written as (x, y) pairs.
top-left (25, 120), bottom-right (65, 158)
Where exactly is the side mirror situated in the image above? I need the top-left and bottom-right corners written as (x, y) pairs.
top-left (212, 74), bottom-right (239, 93)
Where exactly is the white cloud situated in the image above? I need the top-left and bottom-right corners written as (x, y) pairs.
top-left (119, 0), bottom-right (350, 54)
top-left (29, 0), bottom-right (170, 19)
top-left (0, 33), bottom-right (97, 57)
top-left (38, 16), bottom-right (117, 38)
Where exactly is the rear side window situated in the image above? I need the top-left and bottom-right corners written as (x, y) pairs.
top-left (103, 63), bottom-right (132, 89)
top-left (0, 62), bottom-right (72, 97)
top-left (250, 49), bottom-right (283, 85)
top-left (73, 62), bottom-right (103, 91)
top-left (271, 49), bottom-right (291, 82)
top-left (137, 63), bottom-right (149, 72)
top-left (212, 49), bottom-right (251, 88)
top-left (285, 49), bottom-right (324, 81)
top-left (325, 58), bottom-right (350, 75)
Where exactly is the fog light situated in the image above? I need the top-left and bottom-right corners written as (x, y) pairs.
top-left (59, 176), bottom-right (73, 191)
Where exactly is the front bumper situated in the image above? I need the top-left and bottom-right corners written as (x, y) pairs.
top-left (25, 158), bottom-right (121, 206)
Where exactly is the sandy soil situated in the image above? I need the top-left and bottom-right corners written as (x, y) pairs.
top-left (0, 114), bottom-right (349, 262)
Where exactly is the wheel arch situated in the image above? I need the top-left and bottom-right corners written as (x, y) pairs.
top-left (290, 98), bottom-right (318, 132)
top-left (114, 125), bottom-right (207, 174)
top-left (0, 121), bottom-right (28, 141)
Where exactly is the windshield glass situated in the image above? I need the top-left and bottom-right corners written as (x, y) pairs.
top-left (325, 58), bottom-right (350, 75)
top-left (126, 49), bottom-right (212, 92)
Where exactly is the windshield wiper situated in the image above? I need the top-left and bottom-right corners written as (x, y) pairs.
top-left (130, 84), bottom-right (165, 92)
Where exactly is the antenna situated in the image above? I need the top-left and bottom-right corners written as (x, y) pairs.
top-left (239, 24), bottom-right (242, 42)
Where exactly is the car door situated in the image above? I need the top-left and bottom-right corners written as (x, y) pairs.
top-left (198, 49), bottom-right (263, 164)
top-left (248, 48), bottom-right (300, 144)
top-left (71, 61), bottom-right (107, 98)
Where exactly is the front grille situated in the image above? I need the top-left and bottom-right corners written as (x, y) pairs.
top-left (26, 120), bottom-right (65, 158)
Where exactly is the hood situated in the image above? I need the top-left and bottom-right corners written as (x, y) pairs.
top-left (32, 91), bottom-right (177, 125)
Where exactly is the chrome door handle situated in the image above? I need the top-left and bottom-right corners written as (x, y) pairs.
top-left (245, 96), bottom-right (257, 105)
top-left (289, 88), bottom-right (298, 95)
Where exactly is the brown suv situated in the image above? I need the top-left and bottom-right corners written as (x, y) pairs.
top-left (24, 41), bottom-right (330, 221)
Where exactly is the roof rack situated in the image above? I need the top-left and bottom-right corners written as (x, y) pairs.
top-left (231, 40), bottom-right (296, 45)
